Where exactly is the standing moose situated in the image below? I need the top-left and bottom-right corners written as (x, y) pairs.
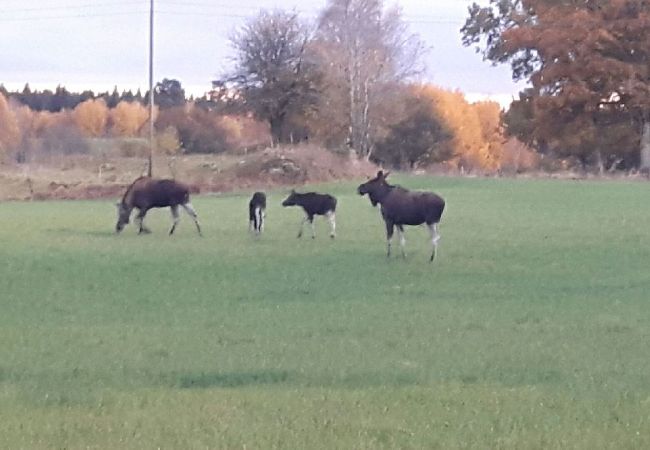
top-left (281, 190), bottom-right (337, 239)
top-left (358, 171), bottom-right (445, 261)
top-left (249, 191), bottom-right (267, 235)
top-left (115, 176), bottom-right (202, 236)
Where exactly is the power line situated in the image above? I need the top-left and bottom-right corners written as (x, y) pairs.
top-left (0, 11), bottom-right (148, 22)
top-left (155, 9), bottom-right (459, 24)
top-left (158, 0), bottom-right (324, 10)
top-left (3, 1), bottom-right (144, 13)
top-left (0, 2), bottom-right (460, 26)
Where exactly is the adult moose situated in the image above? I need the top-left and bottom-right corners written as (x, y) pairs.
top-left (115, 176), bottom-right (202, 236)
top-left (249, 191), bottom-right (267, 235)
top-left (281, 190), bottom-right (337, 239)
top-left (358, 171), bottom-right (444, 262)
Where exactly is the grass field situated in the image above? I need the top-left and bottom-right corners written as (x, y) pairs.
top-left (1, 175), bottom-right (650, 449)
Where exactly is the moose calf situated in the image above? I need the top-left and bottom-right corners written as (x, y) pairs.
top-left (281, 190), bottom-right (337, 239)
top-left (249, 191), bottom-right (267, 235)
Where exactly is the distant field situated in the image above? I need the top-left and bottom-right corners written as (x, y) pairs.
top-left (1, 176), bottom-right (650, 449)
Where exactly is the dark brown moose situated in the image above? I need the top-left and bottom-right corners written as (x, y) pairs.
top-left (281, 190), bottom-right (337, 239)
top-left (115, 176), bottom-right (202, 236)
top-left (358, 171), bottom-right (444, 261)
top-left (249, 191), bottom-right (267, 235)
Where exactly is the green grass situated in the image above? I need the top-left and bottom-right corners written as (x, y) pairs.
top-left (1, 175), bottom-right (650, 449)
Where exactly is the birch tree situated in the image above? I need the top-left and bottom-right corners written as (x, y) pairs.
top-left (315, 0), bottom-right (426, 159)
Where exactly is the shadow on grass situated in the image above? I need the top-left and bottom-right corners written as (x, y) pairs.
top-left (175, 370), bottom-right (421, 390)
top-left (46, 228), bottom-right (115, 238)
top-left (302, 371), bottom-right (420, 389)
top-left (177, 370), bottom-right (290, 389)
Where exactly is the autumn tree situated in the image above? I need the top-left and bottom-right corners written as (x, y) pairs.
top-left (218, 10), bottom-right (321, 144)
top-left (474, 100), bottom-right (505, 169)
top-left (374, 86), bottom-right (453, 169)
top-left (72, 98), bottom-right (108, 137)
top-left (315, 0), bottom-right (426, 158)
top-left (0, 94), bottom-right (20, 161)
top-left (462, 0), bottom-right (650, 171)
top-left (156, 105), bottom-right (230, 154)
top-left (424, 88), bottom-right (489, 170)
top-left (109, 100), bottom-right (149, 137)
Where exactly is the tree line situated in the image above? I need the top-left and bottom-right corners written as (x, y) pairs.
top-left (5, 0), bottom-right (572, 173)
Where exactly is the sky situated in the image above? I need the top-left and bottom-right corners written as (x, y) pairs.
top-left (0, 0), bottom-right (524, 106)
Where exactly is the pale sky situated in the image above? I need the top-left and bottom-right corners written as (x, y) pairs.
top-left (0, 0), bottom-right (523, 106)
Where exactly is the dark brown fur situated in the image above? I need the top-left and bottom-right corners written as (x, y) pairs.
top-left (282, 190), bottom-right (337, 238)
top-left (249, 191), bottom-right (267, 234)
top-left (116, 176), bottom-right (202, 235)
top-left (358, 171), bottom-right (444, 261)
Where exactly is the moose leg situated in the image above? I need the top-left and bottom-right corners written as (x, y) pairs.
top-left (385, 221), bottom-right (394, 258)
top-left (427, 222), bottom-right (440, 262)
top-left (256, 207), bottom-right (264, 234)
top-left (397, 225), bottom-right (406, 258)
top-left (297, 216), bottom-right (308, 238)
top-left (309, 215), bottom-right (316, 239)
top-left (169, 205), bottom-right (180, 235)
top-left (182, 203), bottom-right (202, 236)
top-left (326, 211), bottom-right (336, 239)
top-left (135, 209), bottom-right (151, 234)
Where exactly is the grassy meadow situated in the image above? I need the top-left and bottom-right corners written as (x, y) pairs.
top-left (1, 175), bottom-right (650, 449)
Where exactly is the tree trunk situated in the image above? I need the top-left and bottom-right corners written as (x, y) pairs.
top-left (595, 150), bottom-right (604, 176)
top-left (360, 78), bottom-right (372, 159)
top-left (269, 115), bottom-right (284, 146)
top-left (640, 120), bottom-right (650, 173)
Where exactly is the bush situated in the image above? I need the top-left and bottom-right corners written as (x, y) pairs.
top-left (118, 139), bottom-right (149, 158)
top-left (37, 124), bottom-right (89, 155)
top-left (374, 92), bottom-right (453, 169)
top-left (157, 105), bottom-right (229, 154)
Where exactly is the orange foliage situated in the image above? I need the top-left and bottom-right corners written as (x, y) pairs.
top-left (31, 109), bottom-right (72, 136)
top-left (73, 98), bottom-right (108, 137)
top-left (110, 101), bottom-right (150, 137)
top-left (0, 94), bottom-right (20, 159)
top-left (416, 85), bottom-right (504, 171)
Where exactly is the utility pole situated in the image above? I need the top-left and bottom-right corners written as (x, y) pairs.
top-left (148, 0), bottom-right (155, 177)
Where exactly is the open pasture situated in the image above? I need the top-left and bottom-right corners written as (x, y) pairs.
top-left (1, 176), bottom-right (650, 449)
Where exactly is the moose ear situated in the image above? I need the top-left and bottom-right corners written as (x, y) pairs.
top-left (377, 170), bottom-right (384, 177)
top-left (384, 171), bottom-right (391, 178)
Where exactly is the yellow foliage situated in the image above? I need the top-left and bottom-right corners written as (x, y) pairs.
top-left (0, 94), bottom-right (21, 160)
top-left (73, 99), bottom-right (108, 137)
top-left (217, 115), bottom-right (244, 143)
top-left (473, 101), bottom-right (505, 169)
top-left (156, 126), bottom-right (181, 155)
top-left (32, 109), bottom-right (71, 136)
top-left (110, 101), bottom-right (150, 137)
top-left (413, 85), bottom-right (505, 171)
